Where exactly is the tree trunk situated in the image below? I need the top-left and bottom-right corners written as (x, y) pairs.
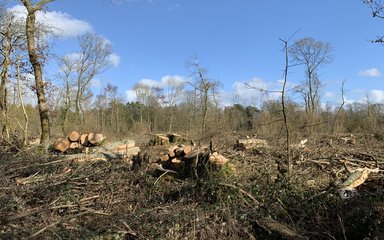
top-left (22, 0), bottom-right (53, 150)
top-left (17, 57), bottom-right (29, 146)
top-left (0, 22), bottom-right (11, 139)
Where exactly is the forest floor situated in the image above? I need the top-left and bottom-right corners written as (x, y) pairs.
top-left (0, 133), bottom-right (383, 239)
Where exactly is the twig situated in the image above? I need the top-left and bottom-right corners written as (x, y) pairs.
top-left (219, 183), bottom-right (260, 206)
top-left (29, 211), bottom-right (89, 239)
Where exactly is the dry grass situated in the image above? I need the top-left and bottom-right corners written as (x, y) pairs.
top-left (0, 133), bottom-right (383, 239)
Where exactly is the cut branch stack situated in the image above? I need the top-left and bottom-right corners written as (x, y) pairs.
top-left (52, 131), bottom-right (105, 153)
top-left (150, 144), bottom-right (232, 178)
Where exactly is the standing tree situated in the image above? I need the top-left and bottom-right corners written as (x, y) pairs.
top-left (363, 0), bottom-right (384, 42)
top-left (21, 0), bottom-right (54, 150)
top-left (162, 76), bottom-right (183, 132)
top-left (57, 55), bottom-right (76, 134)
top-left (290, 37), bottom-right (332, 133)
top-left (71, 32), bottom-right (113, 125)
top-left (186, 56), bottom-right (220, 135)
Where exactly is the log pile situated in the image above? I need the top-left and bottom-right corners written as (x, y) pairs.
top-left (149, 144), bottom-right (232, 178)
top-left (149, 133), bottom-right (185, 146)
top-left (52, 131), bottom-right (106, 153)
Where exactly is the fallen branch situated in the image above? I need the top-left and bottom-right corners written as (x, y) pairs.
top-left (219, 183), bottom-right (260, 206)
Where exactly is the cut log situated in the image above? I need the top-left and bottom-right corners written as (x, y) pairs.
top-left (236, 138), bottom-right (268, 149)
top-left (160, 154), bottom-right (169, 162)
top-left (168, 145), bottom-right (178, 157)
top-left (68, 131), bottom-right (80, 142)
top-left (53, 137), bottom-right (70, 153)
top-left (184, 149), bottom-right (199, 159)
top-left (88, 133), bottom-right (105, 146)
top-left (209, 152), bottom-right (229, 165)
top-left (80, 134), bottom-right (89, 146)
top-left (69, 142), bottom-right (81, 149)
top-left (153, 134), bottom-right (170, 146)
top-left (124, 146), bottom-right (141, 157)
top-left (183, 145), bottom-right (194, 155)
top-left (175, 147), bottom-right (185, 157)
top-left (167, 133), bottom-right (183, 143)
top-left (171, 158), bottom-right (182, 164)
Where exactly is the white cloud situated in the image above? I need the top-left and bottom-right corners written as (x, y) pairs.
top-left (8, 5), bottom-right (92, 38)
top-left (138, 78), bottom-right (163, 88)
top-left (136, 75), bottom-right (187, 89)
top-left (369, 90), bottom-right (384, 103)
top-left (125, 75), bottom-right (187, 103)
top-left (160, 75), bottom-right (185, 87)
top-left (325, 91), bottom-right (335, 98)
top-left (126, 89), bottom-right (137, 102)
top-left (358, 68), bottom-right (381, 77)
top-left (229, 77), bottom-right (271, 106)
top-left (108, 53), bottom-right (121, 67)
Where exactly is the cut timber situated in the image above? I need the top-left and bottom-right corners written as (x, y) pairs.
top-left (88, 133), bottom-right (105, 146)
top-left (183, 145), bottom-right (194, 155)
top-left (53, 137), bottom-right (70, 153)
top-left (236, 138), bottom-right (268, 150)
top-left (168, 145), bottom-right (178, 157)
top-left (68, 131), bottom-right (80, 142)
top-left (124, 146), bottom-right (141, 157)
top-left (175, 147), bottom-right (185, 157)
top-left (160, 154), bottom-right (169, 162)
top-left (153, 134), bottom-right (170, 146)
top-left (209, 152), bottom-right (229, 165)
top-left (80, 134), bottom-right (89, 146)
top-left (171, 158), bottom-right (182, 164)
top-left (167, 133), bottom-right (183, 143)
top-left (69, 142), bottom-right (81, 149)
top-left (184, 149), bottom-right (199, 159)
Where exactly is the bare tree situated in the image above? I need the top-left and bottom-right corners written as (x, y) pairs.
top-left (57, 55), bottom-right (76, 134)
top-left (290, 37), bottom-right (332, 132)
top-left (72, 32), bottom-right (113, 125)
top-left (163, 77), bottom-right (183, 132)
top-left (186, 56), bottom-right (220, 135)
top-left (363, 0), bottom-right (384, 42)
top-left (21, 0), bottom-right (54, 150)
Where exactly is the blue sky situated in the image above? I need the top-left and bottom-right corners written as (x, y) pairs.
top-left (7, 0), bottom-right (384, 106)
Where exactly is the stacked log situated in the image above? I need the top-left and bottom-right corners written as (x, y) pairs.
top-left (52, 131), bottom-right (105, 153)
top-left (150, 133), bottom-right (186, 146)
top-left (151, 144), bottom-right (232, 178)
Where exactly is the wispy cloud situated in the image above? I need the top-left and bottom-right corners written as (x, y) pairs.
top-left (108, 53), bottom-right (121, 67)
top-left (357, 68), bottom-right (381, 77)
top-left (369, 89), bottom-right (384, 103)
top-left (126, 75), bottom-right (187, 101)
top-left (8, 5), bottom-right (92, 38)
top-left (126, 89), bottom-right (137, 102)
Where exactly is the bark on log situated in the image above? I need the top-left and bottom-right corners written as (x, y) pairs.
top-left (88, 133), bottom-right (105, 146)
top-left (153, 134), bottom-right (170, 145)
top-left (53, 137), bottom-right (70, 153)
top-left (167, 133), bottom-right (183, 143)
top-left (68, 131), bottom-right (80, 142)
